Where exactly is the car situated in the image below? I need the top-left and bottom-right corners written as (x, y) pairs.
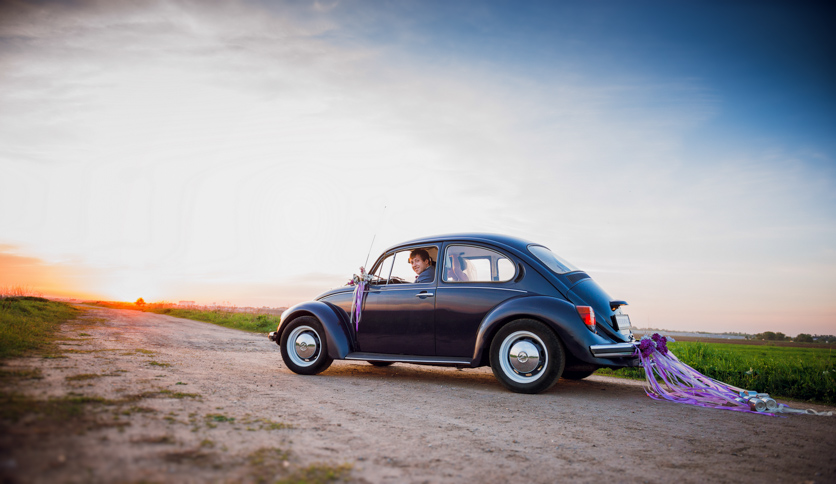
top-left (268, 233), bottom-right (639, 394)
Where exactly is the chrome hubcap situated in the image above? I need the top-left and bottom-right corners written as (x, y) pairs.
top-left (286, 325), bottom-right (321, 367)
top-left (294, 332), bottom-right (317, 359)
top-left (499, 330), bottom-right (548, 384)
top-left (509, 340), bottom-right (540, 373)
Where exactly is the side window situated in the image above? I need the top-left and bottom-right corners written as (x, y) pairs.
top-left (497, 258), bottom-right (516, 280)
top-left (373, 254), bottom-right (394, 284)
top-left (443, 245), bottom-right (516, 283)
top-left (389, 246), bottom-right (438, 284)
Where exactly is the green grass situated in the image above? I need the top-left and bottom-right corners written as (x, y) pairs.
top-left (0, 297), bottom-right (80, 360)
top-left (149, 308), bottom-right (279, 333)
top-left (156, 389), bottom-right (200, 399)
top-left (276, 463), bottom-right (353, 484)
top-left (597, 341), bottom-right (836, 404)
top-left (88, 301), bottom-right (281, 333)
top-left (0, 368), bottom-right (43, 380)
top-left (66, 373), bottom-right (103, 381)
top-left (206, 413), bottom-right (235, 423)
top-left (0, 391), bottom-right (113, 422)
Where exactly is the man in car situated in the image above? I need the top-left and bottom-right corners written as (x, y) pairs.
top-left (410, 248), bottom-right (435, 283)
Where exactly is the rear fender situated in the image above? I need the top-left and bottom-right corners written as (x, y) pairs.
top-left (471, 296), bottom-right (619, 366)
top-left (278, 301), bottom-right (352, 359)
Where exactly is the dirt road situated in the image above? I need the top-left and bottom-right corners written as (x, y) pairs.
top-left (2, 307), bottom-right (835, 483)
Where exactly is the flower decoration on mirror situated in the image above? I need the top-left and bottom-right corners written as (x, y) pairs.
top-left (348, 266), bottom-right (373, 286)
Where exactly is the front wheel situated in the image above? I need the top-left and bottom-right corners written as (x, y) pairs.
top-left (279, 316), bottom-right (333, 375)
top-left (490, 319), bottom-right (564, 394)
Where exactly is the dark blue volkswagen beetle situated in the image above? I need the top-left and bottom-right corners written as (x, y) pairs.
top-left (269, 233), bottom-right (638, 394)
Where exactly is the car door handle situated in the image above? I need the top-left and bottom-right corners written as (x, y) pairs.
top-left (415, 291), bottom-right (434, 298)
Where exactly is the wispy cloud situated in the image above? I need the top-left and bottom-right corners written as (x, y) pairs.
top-left (0, 0), bottom-right (833, 334)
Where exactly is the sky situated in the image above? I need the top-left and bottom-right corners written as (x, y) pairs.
top-left (1, 0), bottom-right (834, 336)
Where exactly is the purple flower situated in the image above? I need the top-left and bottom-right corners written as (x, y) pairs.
top-left (638, 338), bottom-right (655, 358)
top-left (651, 333), bottom-right (662, 342)
top-left (657, 339), bottom-right (669, 355)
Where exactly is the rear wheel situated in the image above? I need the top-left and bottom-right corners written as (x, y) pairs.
top-left (279, 316), bottom-right (333, 375)
top-left (490, 319), bottom-right (564, 394)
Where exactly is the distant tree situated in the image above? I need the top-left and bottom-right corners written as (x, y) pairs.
top-left (814, 334), bottom-right (836, 344)
top-left (794, 333), bottom-right (814, 343)
top-left (754, 331), bottom-right (790, 341)
top-left (135, 298), bottom-right (146, 306)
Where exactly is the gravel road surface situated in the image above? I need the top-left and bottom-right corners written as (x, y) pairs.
top-left (2, 307), bottom-right (834, 483)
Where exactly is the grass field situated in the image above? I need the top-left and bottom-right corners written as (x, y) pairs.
top-left (148, 308), bottom-right (279, 333)
top-left (87, 302), bottom-right (281, 334)
top-left (0, 297), bottom-right (79, 360)
top-left (597, 341), bottom-right (836, 405)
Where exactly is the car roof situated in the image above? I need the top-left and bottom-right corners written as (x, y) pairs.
top-left (385, 233), bottom-right (540, 253)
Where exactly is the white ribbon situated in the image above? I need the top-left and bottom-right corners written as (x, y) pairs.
top-left (776, 404), bottom-right (833, 416)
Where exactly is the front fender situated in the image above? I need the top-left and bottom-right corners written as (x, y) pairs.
top-left (471, 296), bottom-right (625, 367)
top-left (277, 301), bottom-right (353, 359)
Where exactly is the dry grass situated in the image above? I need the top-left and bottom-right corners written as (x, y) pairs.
top-left (0, 285), bottom-right (43, 298)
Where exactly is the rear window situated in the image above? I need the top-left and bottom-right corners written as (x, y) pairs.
top-left (443, 245), bottom-right (515, 283)
top-left (528, 245), bottom-right (579, 274)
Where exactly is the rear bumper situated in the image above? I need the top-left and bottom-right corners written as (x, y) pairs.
top-left (589, 342), bottom-right (636, 358)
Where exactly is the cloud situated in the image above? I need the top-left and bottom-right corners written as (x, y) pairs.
top-left (0, 0), bottom-right (833, 334)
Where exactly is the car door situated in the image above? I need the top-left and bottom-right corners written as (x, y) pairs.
top-left (434, 243), bottom-right (522, 357)
top-left (356, 246), bottom-right (438, 356)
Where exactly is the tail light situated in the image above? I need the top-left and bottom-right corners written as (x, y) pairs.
top-left (577, 306), bottom-right (596, 333)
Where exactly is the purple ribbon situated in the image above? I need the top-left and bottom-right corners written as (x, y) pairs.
top-left (350, 280), bottom-right (366, 332)
top-left (636, 334), bottom-right (776, 416)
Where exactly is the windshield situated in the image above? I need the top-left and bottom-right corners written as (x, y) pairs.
top-left (528, 245), bottom-right (580, 274)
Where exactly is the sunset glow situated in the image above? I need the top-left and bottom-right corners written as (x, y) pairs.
top-left (1, 1), bottom-right (834, 335)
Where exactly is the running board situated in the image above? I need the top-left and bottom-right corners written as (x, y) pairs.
top-left (345, 352), bottom-right (472, 365)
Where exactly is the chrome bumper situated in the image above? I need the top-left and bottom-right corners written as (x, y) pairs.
top-left (268, 331), bottom-right (278, 342)
top-left (589, 342), bottom-right (636, 358)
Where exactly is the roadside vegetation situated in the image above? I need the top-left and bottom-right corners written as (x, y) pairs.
top-left (748, 331), bottom-right (836, 343)
top-left (597, 341), bottom-right (836, 405)
top-left (638, 327), bottom-right (835, 344)
top-left (90, 301), bottom-right (279, 333)
top-left (150, 308), bottom-right (279, 333)
top-left (0, 296), bottom-right (79, 360)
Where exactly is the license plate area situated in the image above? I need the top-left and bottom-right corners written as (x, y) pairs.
top-left (614, 314), bottom-right (633, 338)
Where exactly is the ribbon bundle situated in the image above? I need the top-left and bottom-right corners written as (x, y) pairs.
top-left (348, 267), bottom-right (370, 332)
top-left (636, 333), bottom-right (777, 415)
top-left (636, 334), bottom-right (833, 416)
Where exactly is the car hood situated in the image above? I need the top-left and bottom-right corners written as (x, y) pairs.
top-left (315, 286), bottom-right (354, 301)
